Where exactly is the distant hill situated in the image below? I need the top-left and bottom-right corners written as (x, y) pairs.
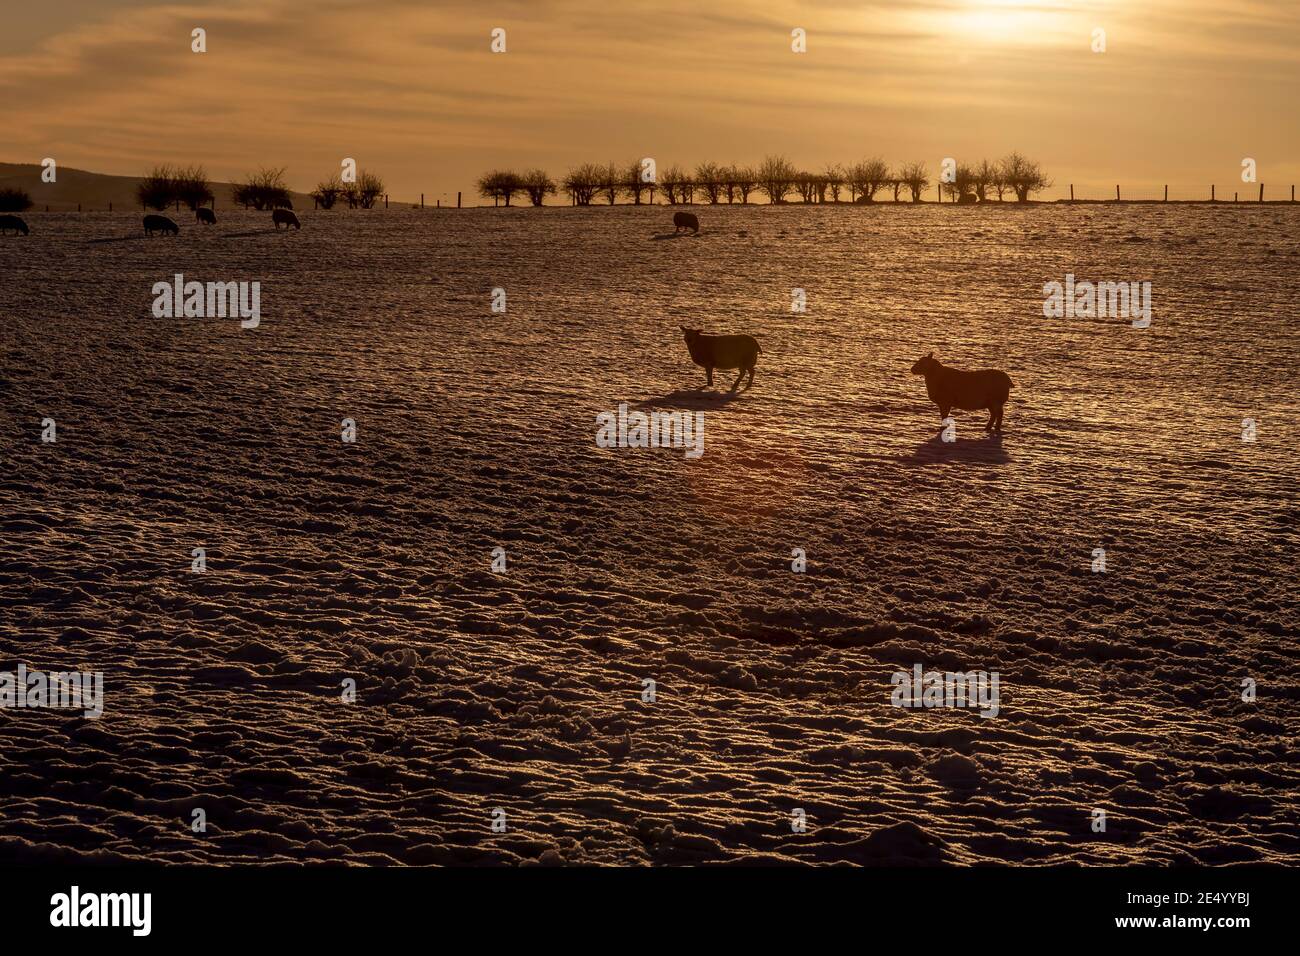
top-left (0, 162), bottom-right (315, 212)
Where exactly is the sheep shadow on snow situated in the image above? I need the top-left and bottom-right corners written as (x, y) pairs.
top-left (900, 432), bottom-right (1009, 466)
top-left (651, 231), bottom-right (698, 241)
top-left (633, 388), bottom-right (741, 412)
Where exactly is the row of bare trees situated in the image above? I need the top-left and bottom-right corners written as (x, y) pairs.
top-left (137, 165), bottom-right (216, 210)
top-left (478, 154), bottom-right (1050, 206)
top-left (132, 165), bottom-right (388, 212)
top-left (311, 170), bottom-right (386, 209)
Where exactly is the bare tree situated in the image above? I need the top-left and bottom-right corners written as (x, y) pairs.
top-left (137, 165), bottom-right (178, 210)
top-left (991, 161), bottom-right (1010, 201)
top-left (823, 164), bottom-right (845, 203)
top-left (658, 165), bottom-right (686, 205)
top-left (719, 165), bottom-right (738, 204)
top-left (232, 167), bottom-right (291, 210)
top-left (621, 160), bottom-right (651, 205)
top-left (522, 169), bottom-right (557, 206)
top-left (173, 165), bottom-right (213, 210)
top-left (476, 170), bottom-right (524, 206)
top-left (562, 163), bottom-right (602, 205)
top-left (312, 174), bottom-right (344, 209)
top-left (757, 155), bottom-right (796, 204)
top-left (899, 161), bottom-right (929, 201)
top-left (1000, 152), bottom-right (1051, 202)
top-left (0, 187), bottom-right (33, 212)
top-left (847, 158), bottom-right (890, 203)
top-left (794, 171), bottom-right (818, 204)
top-left (973, 159), bottom-right (999, 203)
top-left (695, 162), bottom-right (724, 204)
top-left (941, 164), bottom-right (977, 203)
top-left (343, 171), bottom-right (382, 209)
top-left (732, 165), bottom-right (758, 204)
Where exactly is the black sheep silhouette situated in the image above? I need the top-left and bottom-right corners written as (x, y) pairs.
top-left (673, 211), bottom-right (699, 234)
top-left (196, 207), bottom-right (216, 225)
top-left (273, 208), bottom-right (300, 230)
top-left (910, 352), bottom-right (1012, 432)
top-left (0, 214), bottom-right (29, 236)
top-left (681, 326), bottom-right (761, 391)
top-left (143, 214), bottom-right (179, 236)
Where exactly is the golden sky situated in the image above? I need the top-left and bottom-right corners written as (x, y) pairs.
top-left (2, 0), bottom-right (1297, 201)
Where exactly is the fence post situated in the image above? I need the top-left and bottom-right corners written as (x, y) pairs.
top-left (1069, 184), bottom-right (1074, 202)
top-left (1164, 185), bottom-right (1168, 202)
top-left (421, 193), bottom-right (424, 209)
top-left (109, 202), bottom-right (113, 212)
top-left (1211, 185), bottom-right (1215, 201)
top-left (1259, 183), bottom-right (1264, 202)
top-left (457, 191), bottom-right (462, 208)
top-left (1115, 185), bottom-right (1120, 201)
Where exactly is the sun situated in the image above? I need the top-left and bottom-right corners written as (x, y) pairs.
top-left (949, 0), bottom-right (1072, 44)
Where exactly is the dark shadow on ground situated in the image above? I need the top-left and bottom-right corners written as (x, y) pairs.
top-left (85, 236), bottom-right (155, 244)
top-left (900, 432), bottom-right (1009, 465)
top-left (633, 388), bottom-right (741, 411)
top-left (651, 232), bottom-right (697, 240)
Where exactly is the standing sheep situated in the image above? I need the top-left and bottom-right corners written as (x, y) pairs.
top-left (673, 211), bottom-right (699, 234)
top-left (910, 352), bottom-right (1013, 432)
top-left (196, 207), bottom-right (216, 225)
top-left (0, 214), bottom-right (29, 236)
top-left (681, 326), bottom-right (761, 391)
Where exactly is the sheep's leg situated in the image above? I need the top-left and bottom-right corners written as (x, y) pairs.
top-left (730, 368), bottom-right (745, 391)
top-left (995, 405), bottom-right (1004, 432)
top-left (705, 367), bottom-right (714, 387)
top-left (940, 406), bottom-right (951, 420)
top-left (985, 408), bottom-right (995, 431)
top-left (746, 366), bottom-right (755, 389)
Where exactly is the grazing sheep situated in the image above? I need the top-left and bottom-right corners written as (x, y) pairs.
top-left (143, 214), bottom-right (179, 236)
top-left (681, 326), bottom-right (761, 391)
top-left (0, 214), bottom-right (29, 236)
top-left (196, 207), bottom-right (216, 225)
top-left (673, 211), bottom-right (699, 234)
top-left (910, 352), bottom-right (1012, 432)
top-left (272, 208), bottom-right (300, 230)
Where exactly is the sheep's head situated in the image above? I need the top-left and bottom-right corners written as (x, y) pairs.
top-left (910, 352), bottom-right (938, 375)
top-left (681, 326), bottom-right (702, 345)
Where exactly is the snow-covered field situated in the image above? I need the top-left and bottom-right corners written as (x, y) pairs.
top-left (1, 203), bottom-right (1296, 865)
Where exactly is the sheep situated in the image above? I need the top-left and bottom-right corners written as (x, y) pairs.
top-left (910, 352), bottom-right (1013, 432)
top-left (143, 214), bottom-right (179, 236)
top-left (196, 207), bottom-right (216, 225)
top-left (681, 326), bottom-right (761, 391)
top-left (673, 211), bottom-right (699, 234)
top-left (0, 214), bottom-right (29, 236)
top-left (272, 208), bottom-right (301, 230)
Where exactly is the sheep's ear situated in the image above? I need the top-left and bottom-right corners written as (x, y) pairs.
top-left (927, 351), bottom-right (933, 358)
